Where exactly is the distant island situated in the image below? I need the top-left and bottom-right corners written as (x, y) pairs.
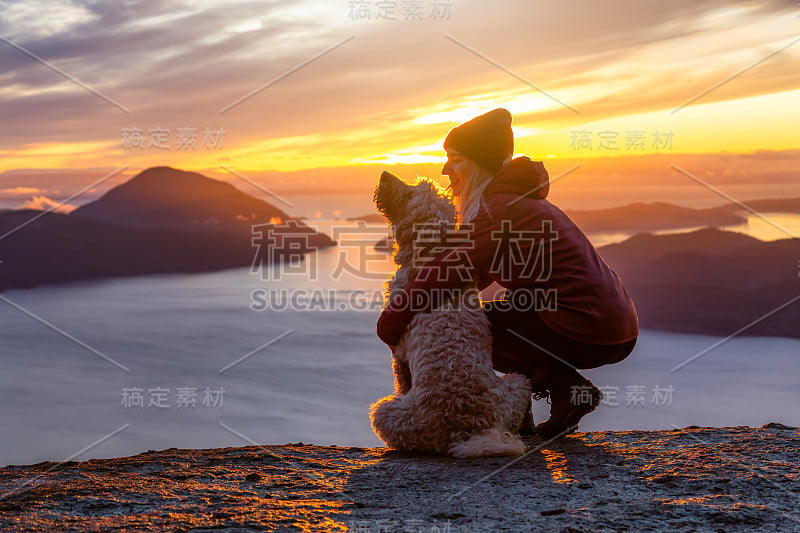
top-left (70, 166), bottom-right (293, 232)
top-left (364, 196), bottom-right (800, 339)
top-left (350, 197), bottom-right (800, 232)
top-left (598, 227), bottom-right (800, 338)
top-left (3, 170), bottom-right (798, 339)
top-left (373, 225), bottom-right (800, 339)
top-left (0, 167), bottom-right (335, 292)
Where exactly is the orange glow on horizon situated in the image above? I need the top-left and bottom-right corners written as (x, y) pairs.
top-left (2, 87), bottom-right (798, 178)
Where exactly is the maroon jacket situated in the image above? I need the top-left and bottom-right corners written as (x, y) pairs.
top-left (377, 156), bottom-right (639, 346)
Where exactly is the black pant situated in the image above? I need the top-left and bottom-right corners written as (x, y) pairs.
top-left (482, 298), bottom-right (637, 389)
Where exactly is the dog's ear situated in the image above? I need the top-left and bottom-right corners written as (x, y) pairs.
top-left (379, 170), bottom-right (405, 188)
top-left (374, 171), bottom-right (411, 223)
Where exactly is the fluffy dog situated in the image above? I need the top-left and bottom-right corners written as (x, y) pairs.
top-left (370, 171), bottom-right (532, 458)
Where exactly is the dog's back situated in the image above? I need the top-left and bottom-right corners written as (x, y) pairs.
top-left (400, 286), bottom-right (532, 458)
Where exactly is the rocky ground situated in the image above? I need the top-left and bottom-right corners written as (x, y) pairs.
top-left (0, 425), bottom-right (797, 532)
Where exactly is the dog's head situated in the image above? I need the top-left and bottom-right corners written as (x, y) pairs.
top-left (374, 171), bottom-right (456, 249)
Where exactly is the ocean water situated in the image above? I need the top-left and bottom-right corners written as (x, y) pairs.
top-left (1, 220), bottom-right (799, 467)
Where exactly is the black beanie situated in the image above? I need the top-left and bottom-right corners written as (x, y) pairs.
top-left (443, 108), bottom-right (514, 174)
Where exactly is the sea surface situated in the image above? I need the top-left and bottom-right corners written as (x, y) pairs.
top-left (1, 216), bottom-right (799, 467)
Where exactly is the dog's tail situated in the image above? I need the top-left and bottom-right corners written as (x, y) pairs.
top-left (448, 427), bottom-right (526, 459)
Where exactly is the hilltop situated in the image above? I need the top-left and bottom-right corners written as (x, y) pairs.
top-left (352, 196), bottom-right (800, 233)
top-left (0, 425), bottom-right (796, 532)
top-left (70, 166), bottom-right (292, 233)
top-left (599, 227), bottom-right (800, 338)
top-left (0, 167), bottom-right (335, 292)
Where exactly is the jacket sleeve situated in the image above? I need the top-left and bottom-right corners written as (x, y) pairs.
top-left (376, 204), bottom-right (500, 346)
top-left (376, 290), bottom-right (413, 346)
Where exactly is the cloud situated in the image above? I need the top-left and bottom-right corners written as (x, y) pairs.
top-left (0, 0), bottom-right (798, 173)
top-left (0, 186), bottom-right (42, 195)
top-left (18, 195), bottom-right (77, 213)
top-left (0, 0), bottom-right (97, 39)
top-left (0, 167), bottom-right (133, 201)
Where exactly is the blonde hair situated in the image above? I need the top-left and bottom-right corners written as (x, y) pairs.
top-left (453, 155), bottom-right (512, 226)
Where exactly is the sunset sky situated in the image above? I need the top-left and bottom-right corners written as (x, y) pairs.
top-left (1, 0), bottom-right (799, 214)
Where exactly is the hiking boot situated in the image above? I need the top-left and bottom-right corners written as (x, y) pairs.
top-left (518, 389), bottom-right (549, 435)
top-left (534, 376), bottom-right (602, 439)
top-left (518, 396), bottom-right (536, 435)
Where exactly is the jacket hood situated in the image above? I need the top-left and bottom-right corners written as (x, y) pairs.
top-left (485, 155), bottom-right (550, 199)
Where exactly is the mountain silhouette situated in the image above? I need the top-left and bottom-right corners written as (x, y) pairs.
top-left (598, 227), bottom-right (761, 267)
top-left (352, 201), bottom-right (749, 231)
top-left (597, 228), bottom-right (800, 338)
top-left (71, 166), bottom-right (292, 232)
top-left (720, 197), bottom-right (800, 214)
top-left (0, 167), bottom-right (335, 292)
top-left (355, 197), bottom-right (800, 233)
top-left (372, 225), bottom-right (800, 338)
top-left (566, 202), bottom-right (744, 231)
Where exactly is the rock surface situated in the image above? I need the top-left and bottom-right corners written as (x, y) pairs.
top-left (0, 426), bottom-right (797, 532)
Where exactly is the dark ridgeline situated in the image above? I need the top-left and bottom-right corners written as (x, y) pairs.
top-left (372, 225), bottom-right (800, 339)
top-left (0, 166), bottom-right (335, 292)
top-left (565, 202), bottom-right (745, 232)
top-left (598, 227), bottom-right (800, 338)
top-left (71, 166), bottom-right (291, 232)
top-left (351, 197), bottom-right (800, 231)
top-left (2, 169), bottom-right (798, 339)
top-left (365, 198), bottom-right (800, 339)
